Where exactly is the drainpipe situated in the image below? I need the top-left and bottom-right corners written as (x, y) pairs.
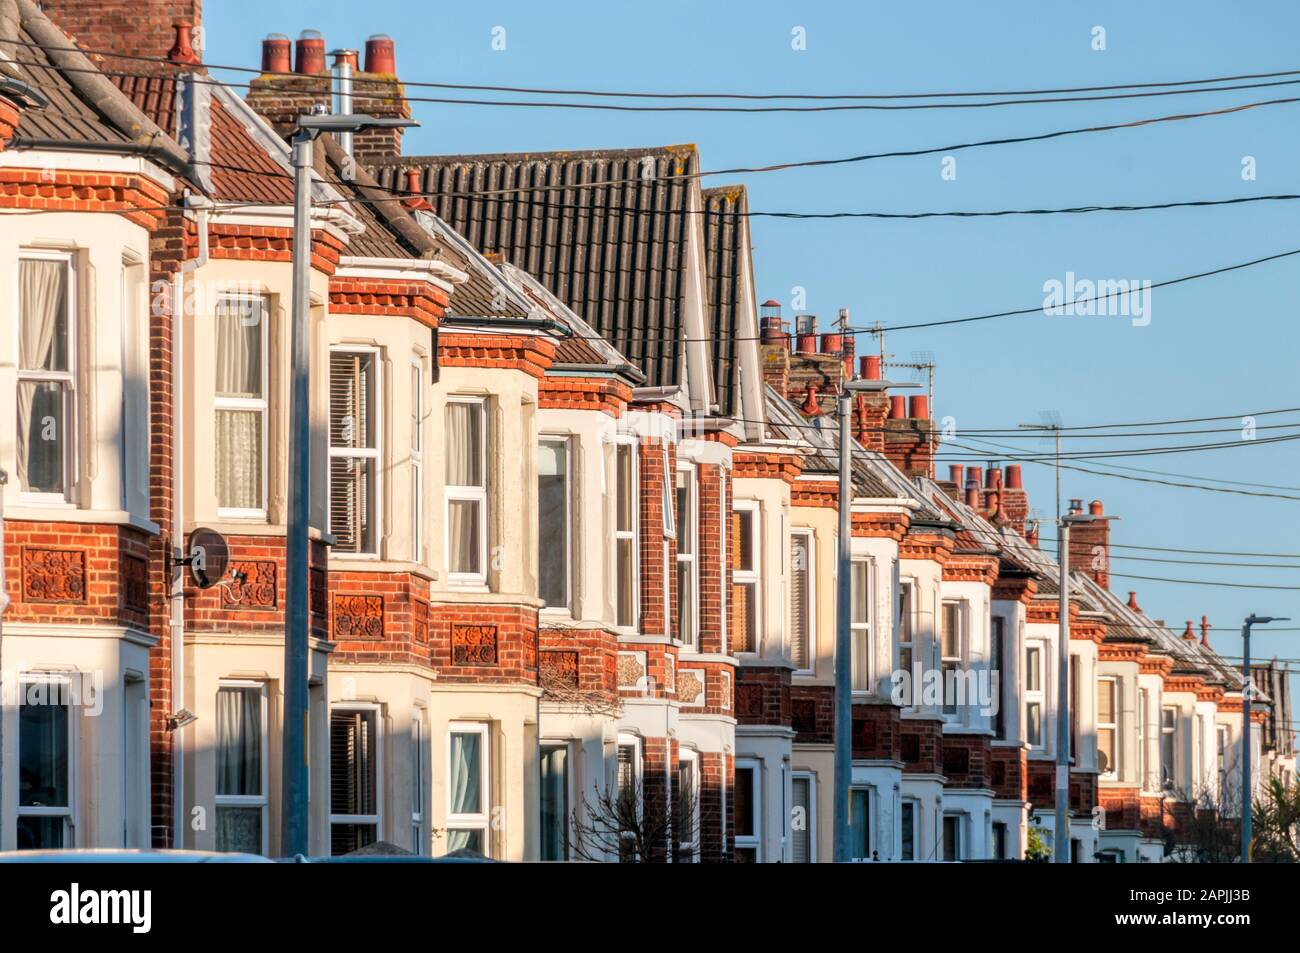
top-left (171, 195), bottom-right (210, 846)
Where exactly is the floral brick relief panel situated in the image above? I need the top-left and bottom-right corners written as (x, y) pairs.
top-left (22, 548), bottom-right (86, 603)
top-left (453, 624), bottom-right (498, 666)
top-left (540, 650), bottom-right (579, 687)
top-left (121, 554), bottom-right (149, 613)
top-left (333, 594), bottom-right (384, 640)
top-left (222, 560), bottom-right (277, 610)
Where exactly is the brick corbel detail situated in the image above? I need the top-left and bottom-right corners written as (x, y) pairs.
top-left (1097, 641), bottom-right (1147, 663)
top-left (538, 375), bottom-right (633, 415)
top-left (439, 333), bottom-right (556, 379)
top-left (732, 451), bottom-right (803, 484)
top-left (941, 553), bottom-right (999, 585)
top-left (329, 276), bottom-right (449, 329)
top-left (899, 531), bottom-right (955, 564)
top-left (991, 574), bottom-right (1038, 603)
top-left (850, 511), bottom-right (910, 541)
top-left (0, 168), bottom-right (171, 231)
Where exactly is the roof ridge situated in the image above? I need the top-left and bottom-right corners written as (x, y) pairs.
top-left (367, 143), bottom-right (700, 168)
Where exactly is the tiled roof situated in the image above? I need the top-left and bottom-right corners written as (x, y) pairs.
top-left (702, 185), bottom-right (748, 415)
top-left (369, 145), bottom-right (702, 392)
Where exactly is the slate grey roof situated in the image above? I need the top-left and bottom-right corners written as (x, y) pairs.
top-left (368, 145), bottom-right (702, 393)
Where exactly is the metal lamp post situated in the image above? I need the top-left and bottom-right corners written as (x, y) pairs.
top-left (281, 110), bottom-right (416, 858)
top-left (1239, 613), bottom-right (1289, 863)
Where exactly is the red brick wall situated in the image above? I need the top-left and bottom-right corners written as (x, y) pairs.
top-left (699, 750), bottom-right (729, 862)
top-left (900, 716), bottom-right (944, 775)
top-left (941, 733), bottom-right (993, 789)
top-left (539, 627), bottom-right (618, 700)
top-left (735, 666), bottom-right (791, 727)
top-left (40, 1), bottom-right (202, 64)
top-left (637, 436), bottom-right (672, 639)
top-left (245, 72), bottom-right (411, 161)
top-left (851, 702), bottom-right (902, 761)
top-left (695, 462), bottom-right (727, 656)
top-left (990, 744), bottom-right (1029, 801)
top-left (791, 685), bottom-right (834, 744)
top-left (426, 603), bottom-right (538, 685)
top-left (1099, 786), bottom-right (1142, 830)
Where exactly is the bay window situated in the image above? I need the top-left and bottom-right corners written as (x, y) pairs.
top-left (447, 723), bottom-right (490, 855)
top-left (789, 529), bottom-right (813, 671)
top-left (850, 560), bottom-right (871, 691)
top-left (1097, 677), bottom-right (1118, 779)
top-left (410, 359), bottom-right (424, 562)
top-left (445, 399), bottom-right (488, 583)
top-left (17, 255), bottom-right (76, 498)
top-left (330, 706), bottom-right (380, 855)
top-left (897, 580), bottom-right (915, 678)
top-left (1025, 643), bottom-right (1045, 748)
top-left (16, 676), bottom-right (73, 849)
top-left (614, 440), bottom-right (638, 628)
top-left (215, 682), bottom-right (267, 854)
top-left (538, 437), bottom-right (572, 611)
top-left (329, 349), bottom-right (380, 555)
top-left (731, 502), bottom-right (759, 653)
top-left (940, 601), bottom-right (962, 714)
top-left (676, 465), bottom-right (698, 648)
top-left (215, 295), bottom-right (268, 516)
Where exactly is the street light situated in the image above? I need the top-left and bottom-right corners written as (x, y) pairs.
top-left (1240, 613), bottom-right (1289, 863)
top-left (282, 109), bottom-right (418, 858)
top-left (832, 376), bottom-right (918, 863)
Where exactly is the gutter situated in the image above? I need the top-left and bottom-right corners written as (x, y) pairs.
top-left (8, 136), bottom-right (191, 178)
top-left (549, 362), bottom-right (646, 385)
top-left (441, 314), bottom-right (572, 337)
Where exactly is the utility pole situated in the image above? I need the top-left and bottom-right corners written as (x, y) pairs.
top-left (1054, 516), bottom-right (1071, 864)
top-left (1240, 614), bottom-right (1289, 863)
top-left (281, 109), bottom-right (415, 858)
top-left (834, 370), bottom-right (917, 862)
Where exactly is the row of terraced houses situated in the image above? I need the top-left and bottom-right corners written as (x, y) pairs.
top-left (0, 0), bottom-right (1293, 861)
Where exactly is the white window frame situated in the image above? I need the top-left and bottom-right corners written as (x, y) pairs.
top-left (15, 673), bottom-right (77, 848)
top-left (215, 679), bottom-right (269, 854)
top-left (616, 733), bottom-right (643, 861)
top-left (613, 438), bottom-right (640, 631)
top-left (734, 757), bottom-right (762, 862)
top-left (444, 397), bottom-right (489, 586)
top-left (214, 293), bottom-right (270, 519)
top-left (411, 708), bottom-right (426, 855)
top-left (1161, 706), bottom-right (1178, 787)
top-left (1216, 724), bottom-right (1230, 804)
top-left (676, 748), bottom-right (700, 861)
top-left (900, 797), bottom-right (919, 862)
top-left (16, 252), bottom-right (77, 504)
top-left (1097, 676), bottom-right (1119, 780)
top-left (790, 770), bottom-right (817, 863)
top-left (789, 528), bottom-right (815, 674)
top-left (1025, 641), bottom-right (1046, 750)
top-left (849, 785), bottom-right (872, 861)
top-left (329, 702), bottom-right (383, 852)
top-left (410, 357), bottom-right (424, 563)
top-left (897, 578), bottom-right (916, 682)
top-left (328, 346), bottom-right (382, 558)
top-left (940, 599), bottom-right (965, 716)
top-left (1138, 687), bottom-right (1150, 791)
top-left (447, 721), bottom-right (491, 855)
top-left (539, 739), bottom-right (573, 861)
top-left (942, 811), bottom-right (964, 861)
top-left (676, 462), bottom-right (699, 650)
top-left (732, 500), bottom-right (761, 655)
top-left (850, 558), bottom-right (872, 693)
top-left (538, 435), bottom-right (574, 614)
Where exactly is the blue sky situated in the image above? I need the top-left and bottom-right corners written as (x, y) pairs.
top-left (208, 2), bottom-right (1300, 677)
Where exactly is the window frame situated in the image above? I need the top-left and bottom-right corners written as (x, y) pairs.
top-left (676, 748), bottom-right (700, 862)
top-left (942, 812), bottom-right (963, 861)
top-left (613, 438), bottom-right (640, 631)
top-left (16, 251), bottom-right (78, 504)
top-left (328, 346), bottom-right (383, 557)
top-left (900, 797), bottom-right (918, 862)
top-left (214, 293), bottom-right (270, 519)
top-left (789, 528), bottom-right (815, 673)
top-left (538, 434), bottom-right (574, 614)
top-left (409, 357), bottom-right (424, 563)
top-left (444, 396), bottom-right (489, 586)
top-left (991, 614), bottom-right (1007, 739)
top-left (214, 679), bottom-right (269, 854)
top-left (411, 708), bottom-right (426, 855)
top-left (733, 757), bottom-right (762, 862)
top-left (939, 599), bottom-right (965, 716)
top-left (897, 578), bottom-right (916, 683)
top-left (790, 771), bottom-right (816, 863)
top-left (1025, 641), bottom-right (1046, 750)
top-left (446, 721), bottom-right (491, 855)
top-left (850, 558), bottom-right (872, 693)
top-left (15, 673), bottom-right (77, 848)
top-left (539, 740), bottom-right (572, 862)
top-left (1161, 706), bottom-right (1178, 787)
top-left (328, 702), bottom-right (383, 854)
top-left (675, 462), bottom-right (699, 650)
top-left (1097, 676), bottom-right (1119, 780)
top-left (731, 500), bottom-right (760, 655)
top-left (616, 733), bottom-right (643, 862)
top-left (849, 785), bottom-right (872, 861)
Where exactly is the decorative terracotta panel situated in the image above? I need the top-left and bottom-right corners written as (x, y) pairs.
top-left (452, 624), bottom-right (498, 666)
top-left (22, 548), bottom-right (86, 603)
top-left (333, 594), bottom-right (384, 640)
top-left (222, 560), bottom-right (277, 610)
top-left (617, 651), bottom-right (646, 688)
top-left (678, 669), bottom-right (705, 707)
top-left (736, 683), bottom-right (764, 718)
top-left (540, 650), bottom-right (579, 687)
top-left (121, 554), bottom-right (149, 613)
top-left (413, 599), bottom-right (429, 644)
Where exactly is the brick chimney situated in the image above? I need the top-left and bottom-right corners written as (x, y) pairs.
top-left (37, 1), bottom-right (203, 70)
top-left (1068, 499), bottom-right (1114, 589)
top-left (884, 393), bottom-right (935, 479)
top-left (784, 312), bottom-right (845, 417)
top-left (1001, 464), bottom-right (1029, 535)
top-left (759, 299), bottom-right (791, 397)
top-left (246, 30), bottom-right (412, 160)
top-left (851, 355), bottom-right (889, 453)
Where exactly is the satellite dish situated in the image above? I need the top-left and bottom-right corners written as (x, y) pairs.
top-left (188, 527), bottom-right (231, 589)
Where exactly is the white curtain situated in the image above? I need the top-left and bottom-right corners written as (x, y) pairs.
top-left (449, 732), bottom-right (481, 815)
top-left (18, 260), bottom-right (67, 491)
top-left (445, 403), bottom-right (483, 573)
top-left (215, 300), bottom-right (261, 398)
top-left (216, 688), bottom-right (261, 797)
top-left (215, 300), bottom-right (263, 509)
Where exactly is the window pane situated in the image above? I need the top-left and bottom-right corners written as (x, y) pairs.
top-left (791, 777), bottom-right (811, 863)
top-left (20, 259), bottom-right (69, 372)
top-left (446, 828), bottom-right (484, 854)
top-left (790, 534), bottom-right (809, 670)
top-left (1027, 702), bottom-right (1042, 746)
top-left (329, 352), bottom-right (375, 450)
top-left (677, 559), bottom-right (694, 645)
top-left (1097, 681), bottom-right (1115, 723)
top-left (216, 687), bottom-right (261, 797)
top-left (675, 472), bottom-right (693, 552)
top-left (617, 744), bottom-right (637, 796)
top-left (330, 455), bottom-right (375, 553)
top-left (731, 581), bottom-right (756, 653)
top-left (215, 409), bottom-right (263, 510)
top-left (330, 822), bottom-right (377, 857)
top-left (540, 745), bottom-right (569, 861)
top-left (17, 381), bottom-right (67, 493)
top-left (330, 710), bottom-right (377, 816)
top-left (445, 403), bottom-right (483, 486)
top-left (449, 732), bottom-right (483, 815)
top-left (538, 441), bottom-right (569, 608)
top-left (16, 815), bottom-right (64, 850)
top-left (734, 767), bottom-right (754, 837)
top-left (216, 806), bottom-right (263, 853)
top-left (215, 298), bottom-right (264, 399)
top-left (616, 445), bottom-right (634, 532)
top-left (18, 698), bottom-right (68, 807)
top-left (1026, 647), bottom-right (1041, 692)
top-left (941, 603), bottom-right (960, 658)
top-left (943, 815), bottom-right (960, 861)
top-left (1098, 728), bottom-right (1116, 775)
top-left (898, 585), bottom-right (912, 641)
top-left (900, 801), bottom-right (915, 861)
top-left (851, 562), bottom-right (869, 625)
top-left (616, 538), bottom-right (634, 626)
top-left (850, 789), bottom-right (870, 859)
top-left (732, 510), bottom-right (753, 571)
top-left (447, 499), bottom-right (482, 575)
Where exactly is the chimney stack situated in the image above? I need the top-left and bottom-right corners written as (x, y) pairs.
top-left (1026, 520), bottom-right (1040, 548)
top-left (1001, 464), bottom-right (1029, 535)
top-left (39, 1), bottom-right (203, 73)
top-left (262, 34), bottom-right (293, 73)
top-left (759, 299), bottom-right (791, 397)
top-left (1201, 615), bottom-right (1211, 647)
top-left (1181, 621), bottom-right (1196, 641)
top-left (295, 29), bottom-right (327, 74)
top-left (794, 315), bottom-right (818, 355)
top-left (1068, 499), bottom-right (1114, 589)
top-left (948, 465), bottom-right (964, 487)
top-left (365, 33), bottom-right (397, 75)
